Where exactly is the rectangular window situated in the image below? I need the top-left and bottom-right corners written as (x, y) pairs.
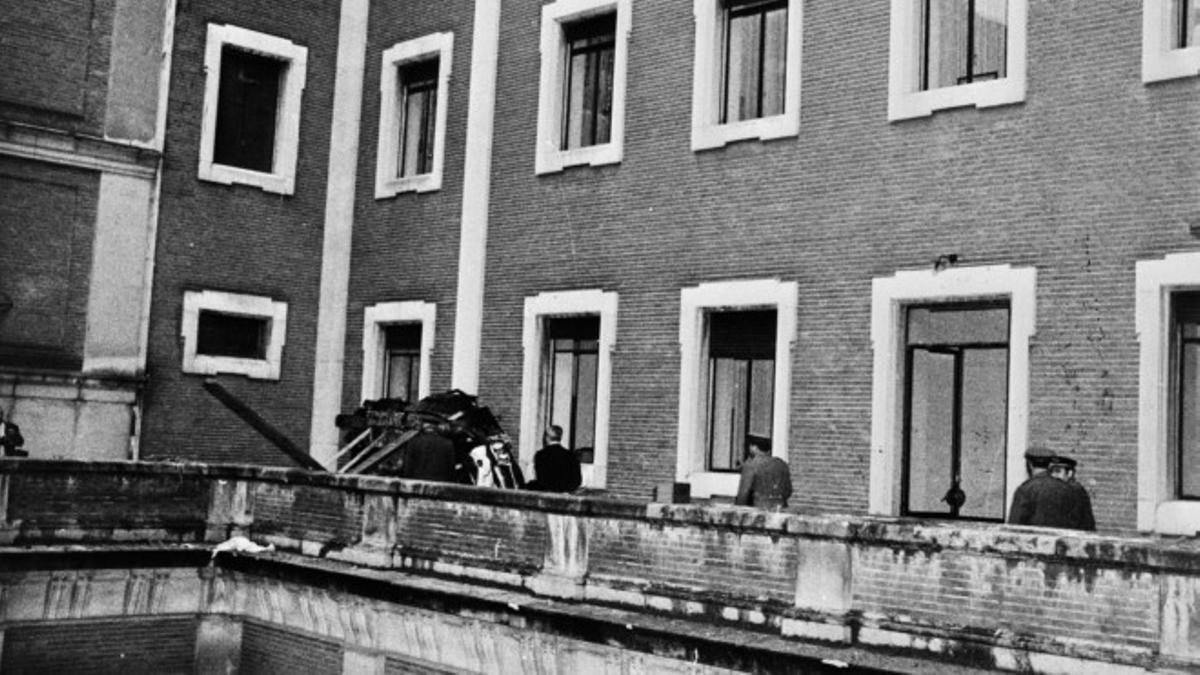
top-left (903, 303), bottom-right (1009, 520)
top-left (181, 290), bottom-right (288, 380)
top-left (722, 0), bottom-right (788, 123)
top-left (544, 317), bottom-right (600, 461)
top-left (562, 15), bottom-right (616, 150)
top-left (214, 47), bottom-right (284, 173)
top-left (384, 323), bottom-right (422, 402)
top-left (376, 33), bottom-right (453, 197)
top-left (536, 0), bottom-right (629, 174)
top-left (196, 310), bottom-right (269, 360)
top-left (397, 59), bottom-right (439, 178)
top-left (1172, 292), bottom-right (1200, 498)
top-left (705, 310), bottom-right (776, 472)
top-left (921, 0), bottom-right (1008, 90)
top-left (199, 25), bottom-right (307, 194)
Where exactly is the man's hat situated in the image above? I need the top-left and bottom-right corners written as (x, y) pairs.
top-left (1049, 454), bottom-right (1077, 469)
top-left (746, 434), bottom-right (772, 452)
top-left (1025, 444), bottom-right (1055, 467)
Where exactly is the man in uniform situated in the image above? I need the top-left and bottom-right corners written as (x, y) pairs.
top-left (1007, 445), bottom-right (1079, 528)
top-left (735, 434), bottom-right (792, 510)
top-left (1049, 455), bottom-right (1096, 531)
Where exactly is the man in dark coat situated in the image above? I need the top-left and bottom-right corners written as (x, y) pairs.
top-left (399, 424), bottom-right (457, 482)
top-left (735, 434), bottom-right (792, 510)
top-left (526, 425), bottom-right (581, 493)
top-left (0, 409), bottom-right (25, 457)
top-left (1050, 455), bottom-right (1096, 531)
top-left (1007, 445), bottom-right (1080, 528)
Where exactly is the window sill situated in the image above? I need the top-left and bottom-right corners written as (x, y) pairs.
top-left (535, 142), bottom-right (622, 175)
top-left (183, 354), bottom-right (280, 380)
top-left (1155, 501), bottom-right (1200, 535)
top-left (199, 162), bottom-right (294, 195)
top-left (685, 471), bottom-right (740, 499)
top-left (888, 77), bottom-right (1025, 122)
top-left (1143, 46), bottom-right (1200, 83)
top-left (691, 114), bottom-right (799, 152)
top-left (375, 172), bottom-right (442, 199)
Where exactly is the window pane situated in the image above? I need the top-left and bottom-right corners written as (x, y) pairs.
top-left (724, 11), bottom-right (761, 122)
top-left (197, 311), bottom-right (268, 359)
top-left (1181, 341), bottom-right (1200, 496)
top-left (708, 357), bottom-right (749, 471)
top-left (922, 0), bottom-right (1006, 90)
top-left (761, 5), bottom-right (788, 117)
top-left (748, 359), bottom-right (775, 437)
top-left (974, 0), bottom-right (1008, 81)
top-left (398, 60), bottom-right (438, 178)
top-left (958, 348), bottom-right (1008, 519)
top-left (214, 47), bottom-right (283, 172)
top-left (575, 352), bottom-right (599, 454)
top-left (386, 353), bottom-right (417, 401)
top-left (907, 348), bottom-right (956, 513)
top-left (907, 305), bottom-right (1008, 345)
top-left (550, 351), bottom-right (576, 443)
top-left (1172, 0), bottom-right (1200, 48)
top-left (562, 15), bottom-right (615, 150)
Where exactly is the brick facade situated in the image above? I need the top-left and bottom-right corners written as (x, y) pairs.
top-left (471, 1), bottom-right (1200, 525)
top-left (340, 0), bottom-right (478, 408)
top-left (142, 0), bottom-right (341, 464)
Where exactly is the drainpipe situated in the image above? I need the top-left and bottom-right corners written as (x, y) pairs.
top-left (309, 0), bottom-right (369, 468)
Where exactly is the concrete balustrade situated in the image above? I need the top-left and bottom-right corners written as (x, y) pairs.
top-left (2, 458), bottom-right (1200, 673)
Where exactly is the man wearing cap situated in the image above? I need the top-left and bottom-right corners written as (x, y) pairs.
top-left (1049, 455), bottom-right (1096, 531)
top-left (735, 434), bottom-right (792, 510)
top-left (1007, 445), bottom-right (1079, 528)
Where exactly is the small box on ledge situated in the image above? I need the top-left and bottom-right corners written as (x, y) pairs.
top-left (654, 481), bottom-right (690, 504)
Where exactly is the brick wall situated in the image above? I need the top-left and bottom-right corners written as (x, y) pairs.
top-left (0, 0), bottom-right (116, 135)
top-left (4, 464), bottom-right (210, 542)
top-left (340, 0), bottom-right (478, 409)
top-left (0, 616), bottom-right (197, 674)
top-left (0, 157), bottom-right (98, 369)
top-left (142, 0), bottom-right (342, 463)
top-left (241, 618), bottom-right (343, 674)
top-left (470, 0), bottom-right (1200, 526)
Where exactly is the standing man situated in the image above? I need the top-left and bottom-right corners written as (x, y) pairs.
top-left (399, 422), bottom-right (458, 482)
top-left (1049, 455), bottom-right (1096, 531)
top-left (526, 425), bottom-right (581, 493)
top-left (1007, 445), bottom-right (1078, 528)
top-left (735, 434), bottom-right (792, 510)
top-left (0, 409), bottom-right (25, 457)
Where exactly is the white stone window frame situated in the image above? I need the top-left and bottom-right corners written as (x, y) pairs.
top-left (375, 32), bottom-right (453, 198)
top-left (1143, 0), bottom-right (1200, 82)
top-left (676, 279), bottom-right (797, 498)
top-left (1136, 252), bottom-right (1200, 533)
top-left (519, 289), bottom-right (618, 489)
top-left (198, 24), bottom-right (308, 195)
top-left (886, 0), bottom-right (1027, 122)
top-left (181, 290), bottom-right (288, 380)
top-left (690, 0), bottom-right (803, 152)
top-left (361, 301), bottom-right (436, 403)
top-left (868, 265), bottom-right (1036, 516)
top-left (534, 0), bottom-right (631, 175)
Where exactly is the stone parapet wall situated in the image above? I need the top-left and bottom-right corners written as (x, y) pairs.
top-left (2, 459), bottom-right (1199, 673)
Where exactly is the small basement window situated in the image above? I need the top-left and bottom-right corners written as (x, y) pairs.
top-left (182, 290), bottom-right (288, 380)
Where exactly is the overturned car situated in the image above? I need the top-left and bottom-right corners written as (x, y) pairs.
top-left (334, 390), bottom-right (524, 489)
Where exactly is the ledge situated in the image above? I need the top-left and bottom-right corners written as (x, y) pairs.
top-left (4, 459), bottom-right (1200, 575)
